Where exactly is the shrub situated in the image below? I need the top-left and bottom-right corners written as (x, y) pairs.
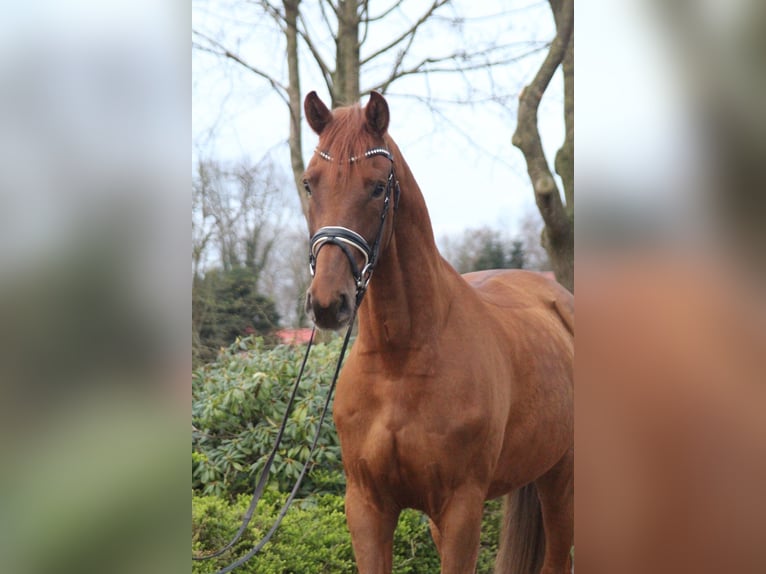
top-left (193, 491), bottom-right (355, 574)
top-left (192, 336), bottom-right (346, 498)
top-left (193, 267), bottom-right (281, 366)
top-left (192, 492), bottom-right (502, 573)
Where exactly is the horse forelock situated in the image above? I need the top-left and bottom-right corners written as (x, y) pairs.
top-left (316, 105), bottom-right (383, 189)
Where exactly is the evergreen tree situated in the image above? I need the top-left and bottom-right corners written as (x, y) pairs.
top-left (192, 267), bottom-right (280, 365)
top-left (508, 240), bottom-right (526, 269)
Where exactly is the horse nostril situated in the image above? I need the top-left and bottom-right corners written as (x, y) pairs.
top-left (338, 293), bottom-right (351, 317)
top-left (306, 288), bottom-right (353, 330)
top-left (305, 292), bottom-right (313, 313)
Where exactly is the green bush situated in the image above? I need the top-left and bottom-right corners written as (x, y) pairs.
top-left (193, 491), bottom-right (354, 573)
top-left (477, 498), bottom-right (502, 573)
top-left (192, 492), bottom-right (502, 573)
top-left (192, 336), bottom-right (346, 498)
top-left (193, 267), bottom-right (281, 366)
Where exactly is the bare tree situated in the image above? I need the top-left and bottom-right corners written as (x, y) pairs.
top-left (259, 226), bottom-right (312, 327)
top-left (193, 0), bottom-right (549, 222)
top-left (192, 162), bottom-right (216, 280)
top-left (512, 0), bottom-right (573, 291)
top-left (518, 207), bottom-right (551, 271)
top-left (192, 157), bottom-right (290, 289)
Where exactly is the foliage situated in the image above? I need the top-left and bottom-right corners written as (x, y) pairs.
top-left (508, 240), bottom-right (526, 270)
top-left (442, 227), bottom-right (527, 273)
top-left (192, 267), bottom-right (280, 365)
top-left (477, 498), bottom-right (503, 573)
top-left (192, 335), bottom-right (345, 498)
top-left (192, 156), bottom-right (310, 329)
top-left (192, 491), bottom-right (354, 574)
top-left (192, 492), bottom-right (503, 574)
top-left (473, 232), bottom-right (510, 271)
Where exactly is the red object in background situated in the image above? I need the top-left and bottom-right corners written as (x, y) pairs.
top-left (275, 328), bottom-right (313, 345)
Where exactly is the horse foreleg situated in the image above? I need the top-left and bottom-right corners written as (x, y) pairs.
top-left (345, 485), bottom-right (399, 574)
top-left (430, 487), bottom-right (485, 574)
top-left (536, 448), bottom-right (574, 574)
top-left (428, 518), bottom-right (442, 557)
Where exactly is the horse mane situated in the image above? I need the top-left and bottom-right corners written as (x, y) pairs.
top-left (316, 104), bottom-right (384, 189)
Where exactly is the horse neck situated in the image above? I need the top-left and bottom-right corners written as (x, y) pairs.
top-left (357, 149), bottom-right (453, 348)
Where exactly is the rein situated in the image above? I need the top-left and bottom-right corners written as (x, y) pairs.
top-left (194, 147), bottom-right (399, 572)
top-left (192, 326), bottom-right (316, 564)
top-left (195, 317), bottom-right (356, 574)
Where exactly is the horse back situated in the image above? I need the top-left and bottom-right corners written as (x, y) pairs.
top-left (461, 268), bottom-right (574, 392)
top-left (463, 269), bottom-right (573, 337)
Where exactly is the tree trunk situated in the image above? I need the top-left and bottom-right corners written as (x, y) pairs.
top-left (284, 0), bottom-right (309, 223)
top-left (552, 9), bottom-right (574, 292)
top-left (512, 0), bottom-right (574, 292)
top-left (332, 0), bottom-right (361, 107)
top-left (553, 0), bottom-right (574, 214)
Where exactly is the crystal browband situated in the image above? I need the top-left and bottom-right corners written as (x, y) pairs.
top-left (315, 148), bottom-right (394, 163)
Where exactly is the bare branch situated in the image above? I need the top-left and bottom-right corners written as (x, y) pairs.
top-left (258, 1), bottom-right (288, 32)
top-left (367, 0), bottom-right (405, 22)
top-left (385, 91), bottom-right (516, 107)
top-left (360, 0), bottom-right (450, 66)
top-left (524, 13), bottom-right (570, 107)
top-left (359, 0), bottom-right (371, 46)
top-left (192, 30), bottom-right (290, 107)
top-left (318, 0), bottom-right (337, 33)
top-left (259, 1), bottom-right (334, 94)
top-left (365, 43), bottom-right (548, 95)
top-left (297, 13), bottom-right (334, 88)
top-left (323, 0), bottom-right (340, 19)
top-left (429, 3), bottom-right (545, 25)
top-left (375, 29), bottom-right (416, 94)
top-left (399, 92), bottom-right (517, 169)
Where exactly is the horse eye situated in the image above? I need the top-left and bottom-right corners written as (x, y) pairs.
top-left (303, 179), bottom-right (312, 197)
top-left (371, 182), bottom-right (386, 198)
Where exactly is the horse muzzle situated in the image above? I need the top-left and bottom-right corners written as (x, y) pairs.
top-left (306, 241), bottom-right (359, 330)
top-left (305, 287), bottom-right (354, 331)
top-left (306, 226), bottom-right (374, 330)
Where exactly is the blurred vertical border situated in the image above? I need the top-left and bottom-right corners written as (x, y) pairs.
top-left (576, 0), bottom-right (766, 572)
top-left (6, 1), bottom-right (764, 572)
top-left (0, 2), bottom-right (189, 573)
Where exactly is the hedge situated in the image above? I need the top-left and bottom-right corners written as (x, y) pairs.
top-left (192, 491), bottom-right (501, 573)
top-left (193, 490), bottom-right (441, 573)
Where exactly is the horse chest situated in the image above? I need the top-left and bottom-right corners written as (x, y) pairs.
top-left (337, 418), bottom-right (454, 511)
top-left (334, 375), bottom-right (499, 511)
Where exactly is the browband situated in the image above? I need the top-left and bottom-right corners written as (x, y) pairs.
top-left (315, 147), bottom-right (394, 163)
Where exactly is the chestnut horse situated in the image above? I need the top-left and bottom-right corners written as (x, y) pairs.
top-left (303, 91), bottom-right (573, 574)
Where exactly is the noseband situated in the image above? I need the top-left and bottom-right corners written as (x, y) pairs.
top-left (309, 147), bottom-right (400, 304)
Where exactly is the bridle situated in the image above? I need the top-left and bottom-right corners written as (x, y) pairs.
top-left (308, 147), bottom-right (400, 306)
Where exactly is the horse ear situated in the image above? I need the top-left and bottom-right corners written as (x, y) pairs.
top-left (304, 91), bottom-right (332, 135)
top-left (365, 91), bottom-right (389, 137)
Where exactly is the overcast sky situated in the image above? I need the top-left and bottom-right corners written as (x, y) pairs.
top-left (192, 0), bottom-right (565, 240)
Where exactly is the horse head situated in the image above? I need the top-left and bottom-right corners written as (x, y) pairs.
top-left (302, 91), bottom-right (398, 330)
